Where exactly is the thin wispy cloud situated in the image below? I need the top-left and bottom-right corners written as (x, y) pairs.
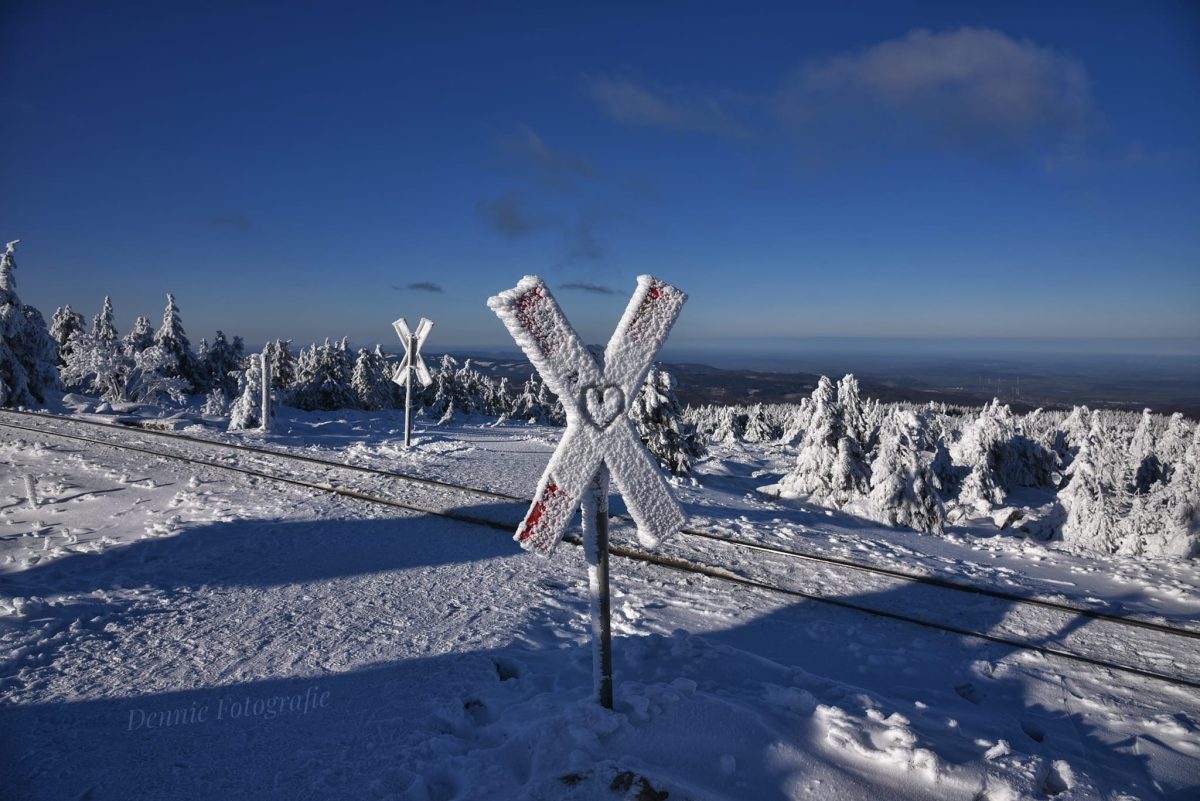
top-left (560, 282), bottom-right (616, 295)
top-left (475, 192), bottom-right (540, 238)
top-left (501, 125), bottom-right (594, 191)
top-left (584, 76), bottom-right (753, 139)
top-left (405, 282), bottom-right (443, 293)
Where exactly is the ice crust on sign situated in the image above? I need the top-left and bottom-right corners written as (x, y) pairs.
top-left (487, 275), bottom-right (687, 554)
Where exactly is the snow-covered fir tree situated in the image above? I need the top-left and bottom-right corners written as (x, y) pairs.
top-left (836, 374), bottom-right (871, 450)
top-left (1053, 405), bottom-right (1091, 469)
top-left (228, 354), bottom-right (269, 430)
top-left (291, 338), bottom-right (356, 411)
top-left (263, 338), bottom-right (296, 393)
top-left (742, 403), bottom-right (779, 443)
top-left (951, 400), bottom-right (1015, 512)
top-left (121, 316), bottom-right (155, 356)
top-left (49, 305), bottom-right (85, 366)
top-left (630, 365), bottom-right (706, 475)
top-left (204, 331), bottom-right (242, 397)
top-left (867, 410), bottom-right (945, 534)
top-left (0, 241), bottom-right (61, 407)
top-left (1059, 419), bottom-right (1128, 554)
top-left (711, 405), bottom-right (746, 443)
top-left (763, 375), bottom-right (869, 507)
top-left (1156, 413), bottom-right (1193, 478)
top-left (351, 346), bottom-right (395, 411)
top-left (153, 293), bottom-right (205, 393)
top-left (1129, 408), bottom-right (1163, 494)
top-left (510, 373), bottom-right (556, 424)
top-left (91, 296), bottom-right (118, 348)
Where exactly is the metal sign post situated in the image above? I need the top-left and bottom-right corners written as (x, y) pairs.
top-left (488, 275), bottom-right (687, 709)
top-left (392, 317), bottom-right (433, 448)
top-left (260, 352), bottom-right (272, 433)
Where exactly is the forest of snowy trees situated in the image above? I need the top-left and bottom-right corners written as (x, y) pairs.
top-left (686, 377), bottom-right (1200, 559)
top-left (0, 239), bottom-right (1195, 561)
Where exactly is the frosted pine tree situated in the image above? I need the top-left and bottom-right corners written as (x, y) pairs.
top-left (0, 241), bottom-right (61, 407)
top-left (868, 410), bottom-right (945, 534)
top-left (1129, 408), bottom-right (1163, 493)
top-left (291, 339), bottom-right (356, 410)
top-left (762, 376), bottom-right (869, 506)
top-left (780, 397), bottom-right (812, 445)
top-left (1157, 413), bottom-right (1193, 476)
top-left (490, 376), bottom-right (513, 422)
top-left (837, 374), bottom-right (870, 450)
top-left (154, 293), bottom-right (205, 393)
top-left (263, 338), bottom-right (296, 392)
top-left (1059, 420), bottom-right (1128, 554)
top-left (228, 355), bottom-right (267, 430)
top-left (351, 346), bottom-right (394, 411)
top-left (510, 374), bottom-right (550, 424)
top-left (204, 331), bottom-right (242, 396)
top-left (742, 403), bottom-right (779, 443)
top-left (91, 296), bottom-right (119, 348)
top-left (121, 316), bottom-right (155, 356)
top-left (710, 406), bottom-right (745, 443)
top-left (630, 365), bottom-right (706, 475)
top-left (50, 305), bottom-right (85, 365)
top-left (952, 400), bottom-right (1014, 512)
top-left (1053, 405), bottom-right (1091, 469)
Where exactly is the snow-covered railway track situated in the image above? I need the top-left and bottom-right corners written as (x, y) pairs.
top-left (3, 409), bottom-right (1199, 692)
top-left (3, 409), bottom-right (1194, 638)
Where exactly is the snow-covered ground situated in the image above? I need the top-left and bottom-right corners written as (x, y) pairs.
top-left (2, 406), bottom-right (1199, 800)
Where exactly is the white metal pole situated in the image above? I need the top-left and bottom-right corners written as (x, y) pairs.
top-left (581, 465), bottom-right (614, 709)
top-left (260, 352), bottom-right (272, 433)
top-left (403, 334), bottom-right (414, 448)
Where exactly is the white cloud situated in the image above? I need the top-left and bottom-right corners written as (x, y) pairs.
top-left (777, 27), bottom-right (1094, 153)
top-left (584, 76), bottom-right (752, 139)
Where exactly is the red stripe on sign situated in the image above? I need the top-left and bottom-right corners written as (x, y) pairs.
top-left (518, 483), bottom-right (560, 541)
top-left (513, 288), bottom-right (556, 357)
top-left (628, 282), bottom-right (665, 333)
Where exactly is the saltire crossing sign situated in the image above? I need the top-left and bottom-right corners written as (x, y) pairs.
top-left (392, 316), bottom-right (433, 447)
top-left (488, 275), bottom-right (688, 707)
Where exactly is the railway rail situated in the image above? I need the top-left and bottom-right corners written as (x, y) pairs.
top-left (2, 408), bottom-right (1198, 692)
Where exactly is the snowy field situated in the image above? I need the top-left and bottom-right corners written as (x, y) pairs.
top-left (2, 406), bottom-right (1199, 800)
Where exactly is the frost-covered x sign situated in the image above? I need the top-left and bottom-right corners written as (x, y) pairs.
top-left (488, 275), bottom-right (687, 553)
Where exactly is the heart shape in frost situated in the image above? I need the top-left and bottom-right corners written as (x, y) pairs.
top-left (584, 385), bottom-right (625, 429)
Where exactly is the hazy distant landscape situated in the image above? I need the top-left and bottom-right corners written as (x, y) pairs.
top-left (458, 337), bottom-right (1200, 418)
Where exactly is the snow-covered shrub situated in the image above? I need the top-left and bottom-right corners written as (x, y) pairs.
top-left (201, 387), bottom-right (228, 417)
top-left (125, 345), bottom-right (189, 405)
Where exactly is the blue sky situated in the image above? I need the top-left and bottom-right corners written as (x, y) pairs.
top-left (2, 1), bottom-right (1198, 353)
